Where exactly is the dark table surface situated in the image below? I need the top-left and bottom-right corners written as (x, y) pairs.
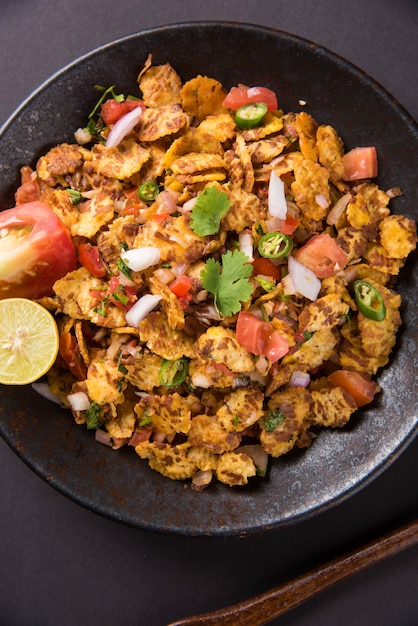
top-left (1, 2), bottom-right (417, 625)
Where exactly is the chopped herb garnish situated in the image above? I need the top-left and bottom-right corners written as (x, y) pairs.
top-left (139, 415), bottom-right (152, 427)
top-left (201, 249), bottom-right (253, 317)
top-left (264, 408), bottom-right (286, 432)
top-left (85, 402), bottom-right (102, 430)
top-left (190, 186), bottom-right (230, 236)
top-left (117, 256), bottom-right (132, 280)
top-left (66, 189), bottom-right (82, 204)
top-left (255, 276), bottom-right (276, 292)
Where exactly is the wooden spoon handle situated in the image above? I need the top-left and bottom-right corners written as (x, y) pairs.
top-left (168, 516), bottom-right (418, 626)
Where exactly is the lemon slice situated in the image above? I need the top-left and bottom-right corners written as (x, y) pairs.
top-left (0, 298), bottom-right (59, 385)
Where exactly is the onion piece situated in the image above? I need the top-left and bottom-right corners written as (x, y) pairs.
top-left (237, 444), bottom-right (268, 476)
top-left (125, 294), bottom-right (161, 327)
top-left (106, 106), bottom-right (143, 148)
top-left (288, 256), bottom-right (321, 301)
top-left (95, 428), bottom-right (112, 447)
top-left (239, 229), bottom-right (254, 261)
top-left (326, 192), bottom-right (352, 226)
top-left (289, 370), bottom-right (311, 388)
top-left (32, 382), bottom-right (63, 406)
top-left (120, 246), bottom-right (161, 272)
top-left (67, 391), bottom-right (91, 412)
top-left (268, 170), bottom-right (287, 219)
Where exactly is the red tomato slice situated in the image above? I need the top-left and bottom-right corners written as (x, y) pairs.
top-left (294, 233), bottom-right (348, 278)
top-left (0, 201), bottom-right (77, 300)
top-left (223, 86), bottom-right (278, 111)
top-left (252, 257), bottom-right (282, 281)
top-left (328, 370), bottom-right (379, 407)
top-left (236, 311), bottom-right (289, 362)
top-left (101, 99), bottom-right (144, 125)
top-left (342, 147), bottom-right (378, 181)
top-left (77, 243), bottom-right (107, 277)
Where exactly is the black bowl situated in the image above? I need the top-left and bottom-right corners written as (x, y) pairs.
top-left (1, 22), bottom-right (417, 536)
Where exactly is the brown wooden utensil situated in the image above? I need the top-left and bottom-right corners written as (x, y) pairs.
top-left (168, 516), bottom-right (418, 626)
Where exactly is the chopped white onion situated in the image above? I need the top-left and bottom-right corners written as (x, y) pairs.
top-left (67, 391), bottom-right (91, 412)
top-left (315, 193), bottom-right (330, 210)
top-left (289, 370), bottom-right (311, 388)
top-left (239, 230), bottom-right (254, 261)
top-left (74, 127), bottom-right (92, 145)
top-left (326, 192), bottom-right (352, 226)
top-left (288, 256), bottom-right (321, 301)
top-left (180, 197), bottom-right (197, 213)
top-left (237, 444), bottom-right (268, 474)
top-left (268, 170), bottom-right (288, 219)
top-left (106, 106), bottom-right (143, 148)
top-left (32, 382), bottom-right (63, 406)
top-left (125, 294), bottom-right (161, 327)
top-left (95, 428), bottom-right (112, 447)
top-left (120, 246), bottom-right (160, 272)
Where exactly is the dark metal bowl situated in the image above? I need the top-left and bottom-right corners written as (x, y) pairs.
top-left (1, 22), bottom-right (417, 536)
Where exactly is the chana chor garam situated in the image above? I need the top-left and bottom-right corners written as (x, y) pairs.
top-left (0, 54), bottom-right (416, 489)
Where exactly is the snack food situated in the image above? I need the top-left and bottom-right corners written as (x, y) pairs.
top-left (4, 56), bottom-right (416, 489)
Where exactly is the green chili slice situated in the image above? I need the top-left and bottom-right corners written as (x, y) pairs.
top-left (159, 357), bottom-right (188, 387)
top-left (354, 280), bottom-right (386, 322)
top-left (235, 102), bottom-right (268, 129)
top-left (137, 181), bottom-right (159, 202)
top-left (258, 231), bottom-right (293, 258)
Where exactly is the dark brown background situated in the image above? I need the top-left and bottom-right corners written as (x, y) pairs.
top-left (1, 2), bottom-right (417, 625)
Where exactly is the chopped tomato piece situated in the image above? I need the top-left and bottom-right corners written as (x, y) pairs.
top-left (101, 99), bottom-right (144, 125)
top-left (342, 147), bottom-right (378, 181)
top-left (223, 86), bottom-right (278, 111)
top-left (294, 233), bottom-right (348, 278)
top-left (15, 166), bottom-right (40, 204)
top-left (108, 276), bottom-right (137, 310)
top-left (328, 370), bottom-right (380, 407)
top-left (236, 311), bottom-right (289, 362)
top-left (169, 275), bottom-right (193, 297)
top-left (0, 201), bottom-right (77, 300)
top-left (77, 243), bottom-right (107, 277)
top-left (252, 257), bottom-right (282, 281)
top-left (59, 333), bottom-right (88, 380)
top-left (274, 215), bottom-right (300, 235)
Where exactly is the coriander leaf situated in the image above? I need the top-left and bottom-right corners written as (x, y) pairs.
top-left (190, 186), bottom-right (230, 236)
top-left (201, 249), bottom-right (253, 317)
top-left (263, 408), bottom-right (286, 432)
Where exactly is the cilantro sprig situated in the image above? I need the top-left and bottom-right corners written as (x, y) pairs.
top-left (201, 249), bottom-right (253, 317)
top-left (190, 186), bottom-right (230, 236)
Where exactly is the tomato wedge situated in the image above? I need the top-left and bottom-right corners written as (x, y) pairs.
top-left (223, 86), bottom-right (278, 111)
top-left (328, 370), bottom-right (380, 407)
top-left (294, 233), bottom-right (348, 278)
top-left (0, 201), bottom-right (77, 300)
top-left (342, 147), bottom-right (378, 181)
top-left (77, 243), bottom-right (107, 277)
top-left (101, 99), bottom-right (144, 125)
top-left (236, 311), bottom-right (289, 362)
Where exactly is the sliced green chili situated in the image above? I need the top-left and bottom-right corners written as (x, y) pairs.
top-left (159, 357), bottom-right (188, 387)
top-left (235, 102), bottom-right (268, 129)
top-left (137, 181), bottom-right (159, 202)
top-left (258, 231), bottom-right (293, 258)
top-left (354, 280), bottom-right (386, 322)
